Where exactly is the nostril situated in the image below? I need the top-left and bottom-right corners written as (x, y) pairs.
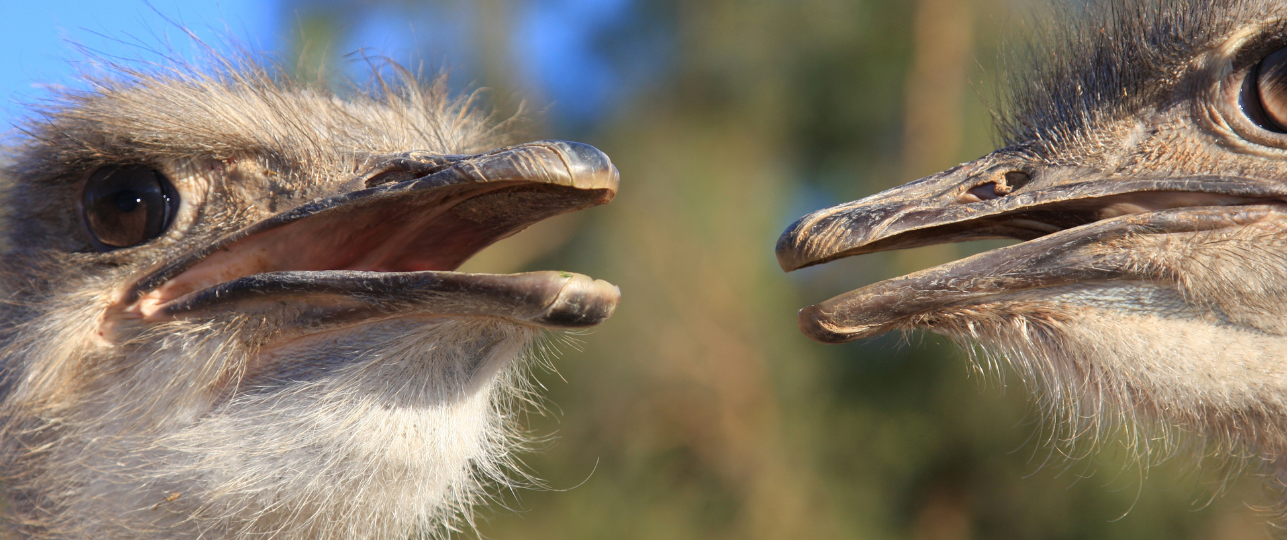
top-left (968, 182), bottom-right (1000, 200)
top-left (965, 170), bottom-right (1030, 202)
top-left (365, 170), bottom-right (417, 188)
top-left (1003, 171), bottom-right (1031, 192)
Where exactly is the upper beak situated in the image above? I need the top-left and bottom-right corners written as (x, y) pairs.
top-left (107, 140), bottom-right (621, 339)
top-left (777, 149), bottom-right (1287, 343)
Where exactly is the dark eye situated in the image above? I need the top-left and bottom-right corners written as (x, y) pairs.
top-left (1240, 47), bottom-right (1287, 133)
top-left (82, 165), bottom-right (179, 250)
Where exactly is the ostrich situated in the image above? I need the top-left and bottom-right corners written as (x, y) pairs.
top-left (0, 58), bottom-right (619, 538)
top-left (779, 0), bottom-right (1287, 510)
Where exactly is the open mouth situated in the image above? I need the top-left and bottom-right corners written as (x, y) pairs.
top-left (776, 156), bottom-right (1287, 344)
top-left (106, 140), bottom-right (620, 338)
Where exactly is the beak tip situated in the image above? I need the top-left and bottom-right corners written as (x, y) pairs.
top-left (533, 272), bottom-right (621, 328)
top-left (774, 226), bottom-right (811, 272)
top-left (798, 304), bottom-right (862, 344)
top-left (776, 252), bottom-right (803, 272)
top-left (544, 140), bottom-right (620, 194)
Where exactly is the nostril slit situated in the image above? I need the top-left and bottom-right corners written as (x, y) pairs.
top-left (365, 170), bottom-right (415, 188)
top-left (1003, 171), bottom-right (1031, 192)
top-left (968, 182), bottom-right (1000, 200)
top-left (965, 170), bottom-right (1030, 202)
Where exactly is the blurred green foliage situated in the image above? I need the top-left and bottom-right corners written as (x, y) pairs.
top-left (289, 0), bottom-right (1272, 538)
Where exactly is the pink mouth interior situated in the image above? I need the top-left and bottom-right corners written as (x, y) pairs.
top-left (130, 182), bottom-right (609, 317)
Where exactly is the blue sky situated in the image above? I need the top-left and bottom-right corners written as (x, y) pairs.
top-left (0, 0), bottom-right (658, 131)
top-left (0, 1), bottom-right (282, 121)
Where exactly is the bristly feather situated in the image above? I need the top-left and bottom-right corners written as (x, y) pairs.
top-left (774, 0), bottom-right (1287, 527)
top-left (908, 221), bottom-right (1287, 505)
top-left (931, 0), bottom-right (1287, 503)
top-left (0, 50), bottom-right (559, 538)
top-left (998, 0), bottom-right (1286, 150)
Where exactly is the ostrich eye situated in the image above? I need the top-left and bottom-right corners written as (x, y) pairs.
top-left (82, 165), bottom-right (179, 250)
top-left (1240, 47), bottom-right (1287, 133)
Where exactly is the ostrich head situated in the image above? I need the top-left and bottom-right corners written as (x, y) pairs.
top-left (779, 0), bottom-right (1287, 495)
top-left (0, 60), bottom-right (619, 538)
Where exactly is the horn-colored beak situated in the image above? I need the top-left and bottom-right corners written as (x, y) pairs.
top-left (777, 150), bottom-right (1287, 343)
top-left (104, 140), bottom-right (621, 341)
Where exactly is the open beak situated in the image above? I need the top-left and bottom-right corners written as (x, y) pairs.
top-left (777, 149), bottom-right (1287, 343)
top-left (107, 140), bottom-right (620, 339)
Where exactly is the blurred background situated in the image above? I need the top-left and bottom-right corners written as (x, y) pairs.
top-left (0, 1), bottom-right (1276, 538)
